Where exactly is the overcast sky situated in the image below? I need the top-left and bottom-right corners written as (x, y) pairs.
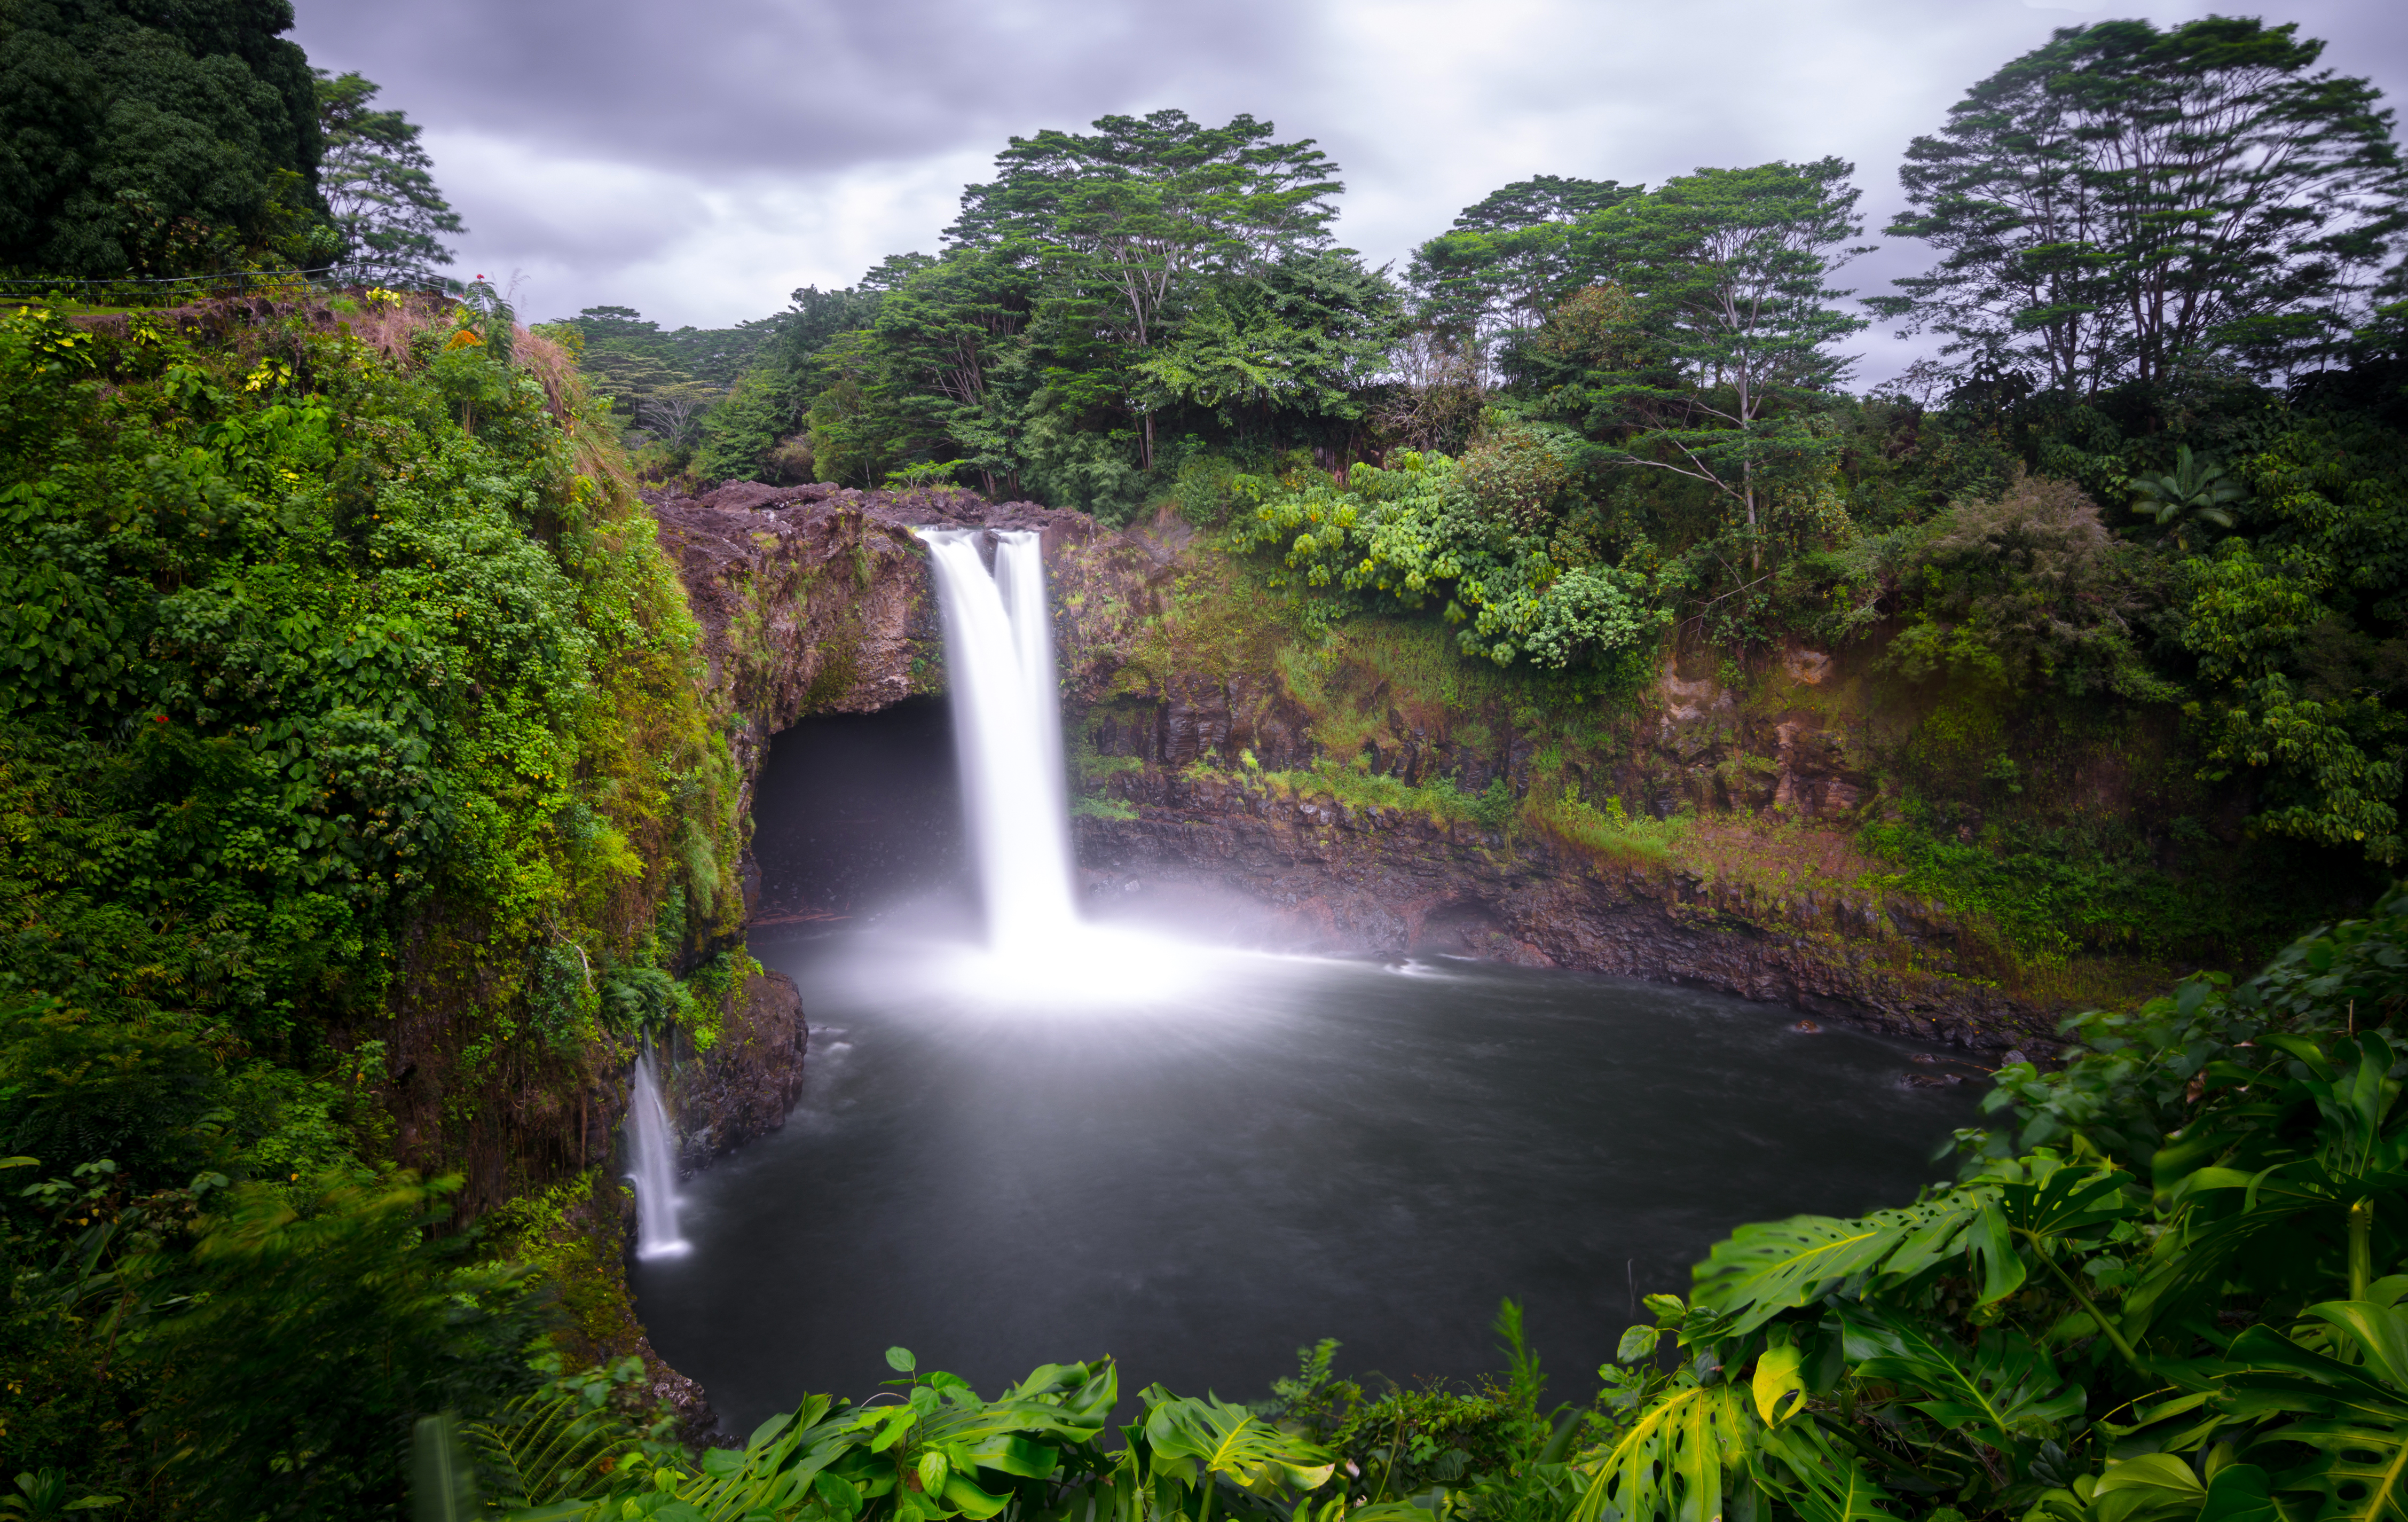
top-left (289, 0), bottom-right (2407, 386)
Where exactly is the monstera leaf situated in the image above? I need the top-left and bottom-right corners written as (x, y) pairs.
top-left (1695, 1153), bottom-right (2139, 1336)
top-left (1694, 1193), bottom-right (1999, 1335)
top-left (2219, 1302), bottom-right (2408, 1522)
top-left (1568, 1384), bottom-right (1753, 1522)
top-left (1748, 1418), bottom-right (1896, 1522)
top-left (1842, 1307), bottom-right (2085, 1451)
top-left (2135, 1035), bottom-right (2408, 1341)
top-left (1140, 1388), bottom-right (1336, 1499)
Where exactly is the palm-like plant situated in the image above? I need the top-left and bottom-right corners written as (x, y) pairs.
top-left (2129, 444), bottom-right (2246, 548)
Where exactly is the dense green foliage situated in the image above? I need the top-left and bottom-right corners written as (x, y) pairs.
top-left (0, 0), bottom-right (330, 277)
top-left (673, 111), bottom-right (1398, 517)
top-left (9, 9), bottom-right (2408, 1519)
top-left (552, 305), bottom-right (790, 475)
top-left (1871, 18), bottom-right (2405, 389)
top-left (0, 291), bottom-right (746, 1503)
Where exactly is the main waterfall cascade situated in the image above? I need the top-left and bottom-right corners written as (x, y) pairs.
top-left (915, 529), bottom-right (1081, 947)
top-left (627, 1051), bottom-right (689, 1259)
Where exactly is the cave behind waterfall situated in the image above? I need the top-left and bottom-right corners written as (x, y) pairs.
top-left (750, 697), bottom-right (966, 928)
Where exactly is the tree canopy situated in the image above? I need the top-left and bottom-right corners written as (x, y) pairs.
top-left (0, 0), bottom-right (326, 276)
top-left (1874, 16), bottom-right (2408, 391)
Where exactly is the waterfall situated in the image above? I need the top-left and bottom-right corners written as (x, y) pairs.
top-left (627, 1051), bottom-right (689, 1259)
top-left (915, 528), bottom-right (1081, 948)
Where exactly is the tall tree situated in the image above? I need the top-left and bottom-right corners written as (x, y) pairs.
top-left (0, 0), bottom-right (325, 276)
top-left (1577, 158), bottom-right (1868, 569)
top-left (1874, 17), bottom-right (2408, 393)
top-left (313, 70), bottom-right (461, 286)
top-left (1410, 174), bottom-right (1639, 340)
top-left (948, 109), bottom-right (1343, 466)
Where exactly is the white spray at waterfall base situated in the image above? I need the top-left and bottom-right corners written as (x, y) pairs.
top-left (914, 527), bottom-right (1208, 1003)
top-left (627, 1050), bottom-right (690, 1259)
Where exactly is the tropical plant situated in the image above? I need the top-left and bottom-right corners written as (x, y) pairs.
top-left (0, 1469), bottom-right (119, 1519)
top-left (0, 0), bottom-right (326, 277)
top-left (946, 109), bottom-right (1345, 472)
top-left (1410, 176), bottom-right (1641, 342)
top-left (2129, 447), bottom-right (2247, 548)
top-left (1226, 436), bottom-right (1667, 674)
top-left (313, 70), bottom-right (463, 286)
top-left (520, 1346), bottom-right (1338, 1522)
top-left (1519, 896), bottom-right (2408, 1522)
top-left (1568, 158), bottom-right (1869, 572)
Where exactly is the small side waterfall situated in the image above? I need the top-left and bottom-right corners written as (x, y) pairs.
top-left (915, 528), bottom-right (1080, 948)
top-left (627, 1052), bottom-right (690, 1259)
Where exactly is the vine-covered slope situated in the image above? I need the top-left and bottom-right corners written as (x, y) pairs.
top-left (0, 291), bottom-right (765, 1490)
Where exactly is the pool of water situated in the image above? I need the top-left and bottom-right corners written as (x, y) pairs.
top-left (632, 919), bottom-right (1977, 1433)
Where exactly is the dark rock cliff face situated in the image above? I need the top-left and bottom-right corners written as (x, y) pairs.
top-left (648, 480), bottom-right (1094, 821)
top-left (658, 969), bottom-right (813, 1173)
top-left (1073, 769), bottom-right (2045, 1056)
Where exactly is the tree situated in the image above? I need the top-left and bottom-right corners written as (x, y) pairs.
top-left (1875, 17), bottom-right (2408, 393)
top-left (1410, 175), bottom-right (1639, 342)
top-left (691, 285), bottom-right (883, 483)
top-left (313, 70), bottom-right (462, 286)
top-left (0, 0), bottom-right (326, 276)
top-left (799, 249), bottom-right (1034, 493)
top-left (1575, 158), bottom-right (1869, 569)
top-left (949, 109), bottom-right (1343, 467)
top-left (1132, 250), bottom-right (1403, 441)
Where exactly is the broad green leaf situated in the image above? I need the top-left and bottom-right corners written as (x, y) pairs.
top-left (1753, 1343), bottom-right (1806, 1426)
top-left (1694, 1192), bottom-right (1987, 1333)
top-left (2272, 1417), bottom-right (2408, 1522)
top-left (2196, 1465), bottom-right (2279, 1522)
top-left (941, 1476), bottom-right (1009, 1519)
top-left (1844, 1309), bottom-right (2083, 1449)
top-left (813, 1471), bottom-right (863, 1517)
top-left (2094, 1454), bottom-right (2205, 1503)
top-left (1749, 1420), bottom-right (1894, 1522)
top-left (2309, 1301), bottom-right (2408, 1391)
top-left (1569, 1383), bottom-right (1752, 1522)
top-left (1143, 1390), bottom-right (1336, 1497)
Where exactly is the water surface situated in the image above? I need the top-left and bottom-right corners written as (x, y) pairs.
top-left (634, 923), bottom-right (1976, 1431)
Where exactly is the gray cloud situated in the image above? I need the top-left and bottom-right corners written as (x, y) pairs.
top-left (290, 0), bottom-right (2408, 381)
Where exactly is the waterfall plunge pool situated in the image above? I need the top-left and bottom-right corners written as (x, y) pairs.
top-left (633, 919), bottom-right (1978, 1434)
top-left (633, 528), bottom-right (1979, 1430)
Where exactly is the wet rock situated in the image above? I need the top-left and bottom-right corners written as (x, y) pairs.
top-left (664, 969), bottom-right (810, 1174)
top-left (1790, 1019), bottom-right (1823, 1034)
top-left (1070, 765), bottom-right (2060, 1054)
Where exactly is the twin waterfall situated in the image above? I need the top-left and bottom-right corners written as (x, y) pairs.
top-left (628, 1050), bottom-right (689, 1259)
top-left (626, 527), bottom-right (1088, 1257)
top-left (915, 528), bottom-right (1081, 947)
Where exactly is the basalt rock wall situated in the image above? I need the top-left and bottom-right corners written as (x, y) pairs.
top-left (650, 480), bottom-right (1089, 818)
top-left (1072, 768), bottom-right (2045, 1055)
